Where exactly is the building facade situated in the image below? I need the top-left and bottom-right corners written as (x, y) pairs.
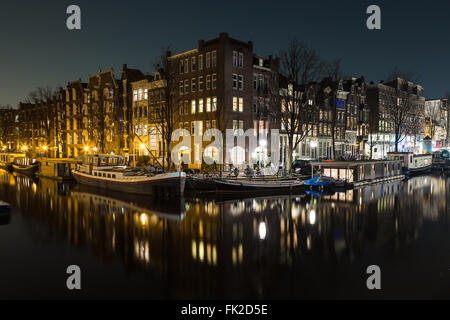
top-left (366, 78), bottom-right (425, 159)
top-left (425, 98), bottom-right (448, 148)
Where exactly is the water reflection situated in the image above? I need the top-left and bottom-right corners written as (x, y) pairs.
top-left (0, 168), bottom-right (449, 299)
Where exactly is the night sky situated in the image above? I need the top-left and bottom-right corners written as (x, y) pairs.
top-left (0, 0), bottom-right (449, 106)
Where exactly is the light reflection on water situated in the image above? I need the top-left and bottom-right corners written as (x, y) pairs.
top-left (0, 169), bottom-right (449, 299)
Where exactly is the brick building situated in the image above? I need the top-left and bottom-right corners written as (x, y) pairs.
top-left (366, 78), bottom-right (425, 158)
top-left (167, 32), bottom-right (279, 168)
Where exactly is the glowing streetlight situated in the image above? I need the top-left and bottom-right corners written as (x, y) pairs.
top-left (84, 146), bottom-right (89, 152)
top-left (42, 145), bottom-right (48, 151)
top-left (310, 141), bottom-right (318, 148)
top-left (21, 146), bottom-right (28, 151)
top-left (93, 147), bottom-right (98, 152)
top-left (140, 143), bottom-right (146, 150)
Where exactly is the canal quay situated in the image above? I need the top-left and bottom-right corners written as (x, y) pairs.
top-left (0, 168), bottom-right (449, 300)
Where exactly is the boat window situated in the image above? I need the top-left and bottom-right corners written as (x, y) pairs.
top-left (103, 173), bottom-right (106, 177)
top-left (112, 174), bottom-right (116, 179)
top-left (107, 174), bottom-right (111, 178)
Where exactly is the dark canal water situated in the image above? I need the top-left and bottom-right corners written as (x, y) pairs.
top-left (0, 169), bottom-right (450, 299)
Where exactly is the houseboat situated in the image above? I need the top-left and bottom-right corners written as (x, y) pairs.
top-left (72, 154), bottom-right (186, 197)
top-left (387, 152), bottom-right (432, 175)
top-left (37, 158), bottom-right (81, 181)
top-left (310, 160), bottom-right (404, 188)
top-left (11, 157), bottom-right (39, 175)
top-left (0, 153), bottom-right (26, 171)
top-left (432, 149), bottom-right (450, 171)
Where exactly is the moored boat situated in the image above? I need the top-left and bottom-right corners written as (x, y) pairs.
top-left (0, 152), bottom-right (27, 171)
top-left (388, 152), bottom-right (432, 175)
top-left (72, 154), bottom-right (186, 197)
top-left (186, 175), bottom-right (306, 194)
top-left (304, 175), bottom-right (353, 189)
top-left (11, 156), bottom-right (40, 175)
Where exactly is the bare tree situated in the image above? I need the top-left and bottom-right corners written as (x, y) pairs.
top-left (24, 86), bottom-right (55, 148)
top-left (425, 101), bottom-right (442, 139)
top-left (322, 58), bottom-right (347, 81)
top-left (152, 47), bottom-right (181, 172)
top-left (384, 87), bottom-right (417, 152)
top-left (386, 67), bottom-right (420, 84)
top-left (271, 40), bottom-right (322, 171)
top-left (0, 104), bottom-right (14, 148)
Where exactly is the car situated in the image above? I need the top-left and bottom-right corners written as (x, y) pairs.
top-left (291, 159), bottom-right (314, 175)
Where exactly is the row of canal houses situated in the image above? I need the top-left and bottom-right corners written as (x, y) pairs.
top-left (0, 33), bottom-right (428, 168)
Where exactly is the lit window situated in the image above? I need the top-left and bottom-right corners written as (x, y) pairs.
top-left (198, 54), bottom-right (203, 70)
top-left (199, 99), bottom-right (204, 113)
top-left (206, 75), bottom-right (211, 90)
top-left (239, 97), bottom-right (244, 112)
top-left (206, 52), bottom-right (211, 68)
top-left (191, 100), bottom-right (196, 114)
top-left (212, 74), bottom-right (217, 89)
top-left (212, 51), bottom-right (217, 67)
top-left (138, 89), bottom-right (143, 101)
top-left (233, 97), bottom-right (238, 112)
top-left (191, 56), bottom-right (196, 72)
top-left (212, 97), bottom-right (217, 112)
top-left (206, 97), bottom-right (211, 112)
top-left (133, 90), bottom-right (138, 102)
top-left (198, 76), bottom-right (204, 91)
top-left (184, 59), bottom-right (189, 73)
top-left (144, 89), bottom-right (148, 100)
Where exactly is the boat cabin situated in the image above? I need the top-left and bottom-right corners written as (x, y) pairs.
top-left (387, 152), bottom-right (432, 169)
top-left (80, 154), bottom-right (129, 168)
top-left (311, 160), bottom-right (403, 183)
top-left (0, 153), bottom-right (26, 165)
